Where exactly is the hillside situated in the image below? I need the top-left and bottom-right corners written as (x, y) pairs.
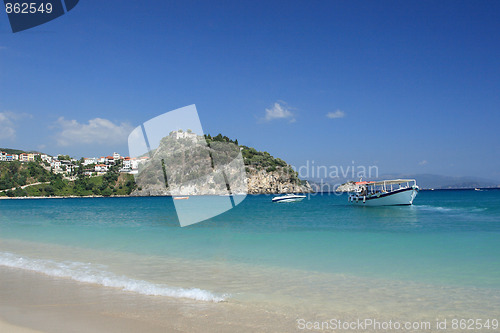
top-left (0, 148), bottom-right (27, 155)
top-left (1, 134), bottom-right (311, 197)
top-left (133, 132), bottom-right (312, 196)
top-left (0, 160), bottom-right (135, 197)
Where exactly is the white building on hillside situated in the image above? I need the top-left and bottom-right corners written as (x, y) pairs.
top-left (51, 160), bottom-right (61, 170)
top-left (83, 157), bottom-right (97, 166)
top-left (95, 164), bottom-right (109, 172)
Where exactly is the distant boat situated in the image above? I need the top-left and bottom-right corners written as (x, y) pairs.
top-left (347, 179), bottom-right (419, 206)
top-left (272, 193), bottom-right (306, 203)
top-left (173, 196), bottom-right (189, 200)
top-left (474, 188), bottom-right (482, 191)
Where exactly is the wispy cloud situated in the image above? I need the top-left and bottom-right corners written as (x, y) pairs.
top-left (419, 160), bottom-right (428, 166)
top-left (263, 102), bottom-right (295, 122)
top-left (0, 111), bottom-right (30, 140)
top-left (54, 117), bottom-right (133, 147)
top-left (326, 110), bottom-right (346, 119)
top-left (0, 112), bottom-right (16, 139)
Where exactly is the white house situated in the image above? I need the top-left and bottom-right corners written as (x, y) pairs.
top-left (27, 153), bottom-right (39, 161)
top-left (95, 164), bottom-right (109, 172)
top-left (122, 157), bottom-right (131, 169)
top-left (105, 156), bottom-right (115, 165)
top-left (83, 157), bottom-right (97, 166)
top-left (51, 160), bottom-right (61, 170)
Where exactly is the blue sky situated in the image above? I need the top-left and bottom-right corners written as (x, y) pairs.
top-left (0, 1), bottom-right (499, 180)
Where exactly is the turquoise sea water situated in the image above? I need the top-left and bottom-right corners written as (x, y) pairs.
top-left (1, 190), bottom-right (499, 317)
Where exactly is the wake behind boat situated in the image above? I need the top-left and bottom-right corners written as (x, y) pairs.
top-left (343, 179), bottom-right (419, 206)
top-left (272, 193), bottom-right (306, 203)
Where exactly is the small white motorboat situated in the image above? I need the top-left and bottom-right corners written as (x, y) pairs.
top-left (346, 179), bottom-right (419, 206)
top-left (272, 193), bottom-right (306, 203)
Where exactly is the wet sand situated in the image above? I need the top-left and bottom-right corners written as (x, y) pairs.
top-left (2, 265), bottom-right (500, 332)
top-left (0, 267), bottom-right (296, 333)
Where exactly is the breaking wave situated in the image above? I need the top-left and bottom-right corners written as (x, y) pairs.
top-left (0, 252), bottom-right (226, 302)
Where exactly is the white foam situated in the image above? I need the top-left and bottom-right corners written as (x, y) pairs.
top-left (416, 205), bottom-right (486, 213)
top-left (0, 252), bottom-right (226, 302)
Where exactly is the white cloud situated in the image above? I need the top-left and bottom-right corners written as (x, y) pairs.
top-left (264, 102), bottom-right (295, 122)
top-left (0, 111), bottom-right (28, 140)
top-left (419, 160), bottom-right (428, 166)
top-left (326, 110), bottom-right (346, 119)
top-left (54, 117), bottom-right (133, 147)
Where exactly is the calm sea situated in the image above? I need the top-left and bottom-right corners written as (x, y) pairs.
top-left (1, 190), bottom-right (499, 320)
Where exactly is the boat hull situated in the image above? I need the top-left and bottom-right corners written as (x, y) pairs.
top-left (349, 187), bottom-right (418, 206)
top-left (272, 196), bottom-right (306, 203)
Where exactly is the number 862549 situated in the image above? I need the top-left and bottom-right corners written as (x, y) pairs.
top-left (5, 2), bottom-right (53, 14)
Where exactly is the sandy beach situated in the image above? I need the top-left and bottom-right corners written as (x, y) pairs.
top-left (0, 319), bottom-right (44, 333)
top-left (0, 267), bottom-right (297, 333)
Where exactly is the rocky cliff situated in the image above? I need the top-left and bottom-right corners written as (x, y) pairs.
top-left (245, 167), bottom-right (312, 194)
top-left (131, 132), bottom-right (312, 196)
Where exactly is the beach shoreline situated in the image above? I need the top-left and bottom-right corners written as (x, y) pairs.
top-left (0, 193), bottom-right (284, 200)
top-left (0, 266), bottom-right (296, 333)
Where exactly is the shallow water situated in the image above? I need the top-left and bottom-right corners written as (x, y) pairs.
top-left (1, 190), bottom-right (499, 322)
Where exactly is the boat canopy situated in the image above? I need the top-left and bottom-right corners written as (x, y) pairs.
top-left (367, 179), bottom-right (416, 186)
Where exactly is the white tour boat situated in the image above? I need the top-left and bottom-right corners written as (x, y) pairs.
top-left (347, 179), bottom-right (419, 206)
top-left (272, 193), bottom-right (306, 203)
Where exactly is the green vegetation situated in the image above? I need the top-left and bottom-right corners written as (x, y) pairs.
top-left (205, 133), bottom-right (301, 184)
top-left (0, 160), bottom-right (136, 198)
top-left (0, 161), bottom-right (51, 190)
top-left (205, 133), bottom-right (287, 169)
top-left (0, 148), bottom-right (27, 155)
top-left (204, 133), bottom-right (238, 146)
top-left (57, 154), bottom-right (71, 161)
